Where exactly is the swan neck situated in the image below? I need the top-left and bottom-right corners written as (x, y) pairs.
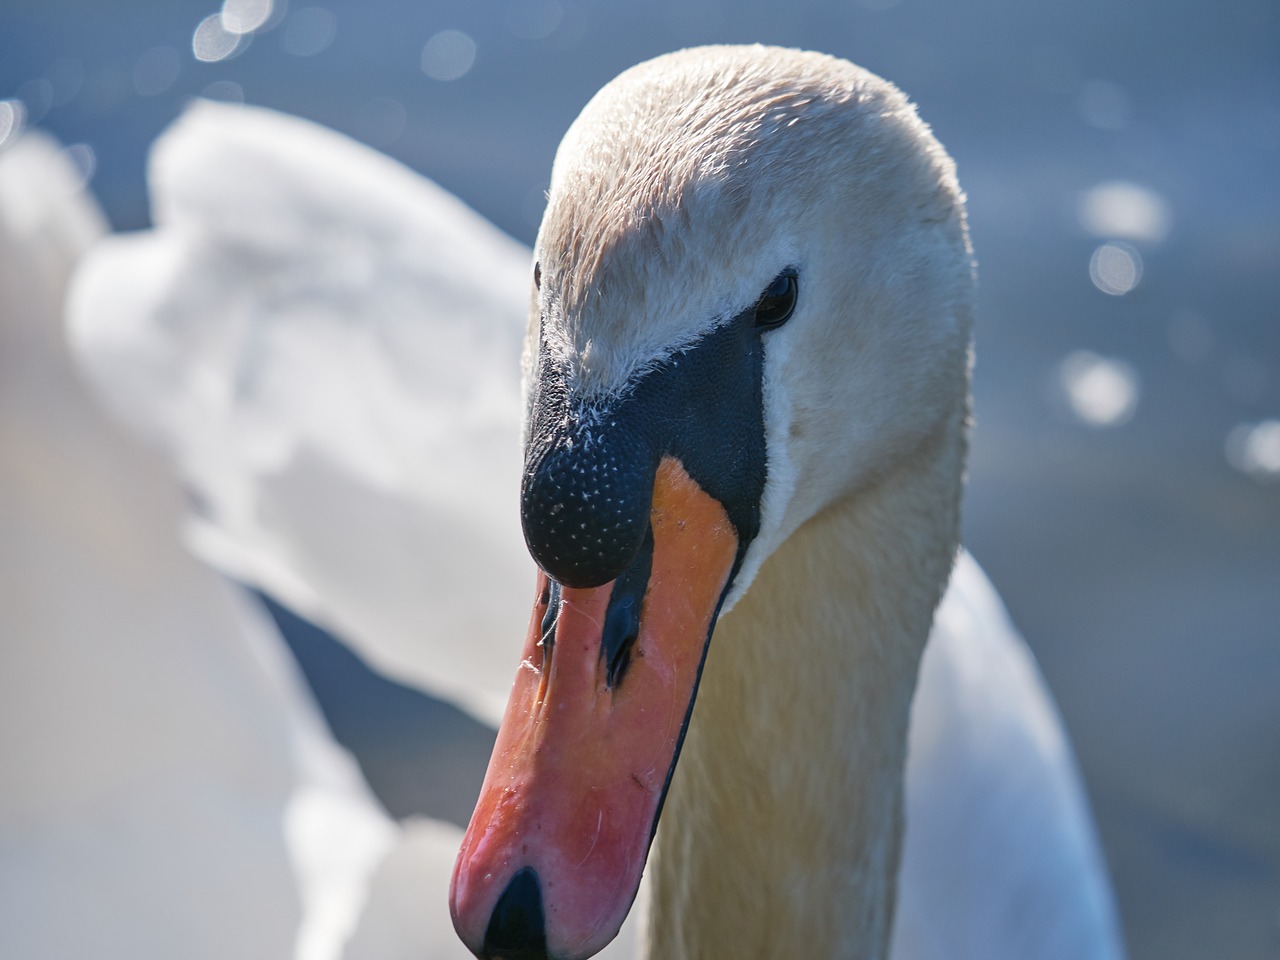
top-left (645, 411), bottom-right (965, 960)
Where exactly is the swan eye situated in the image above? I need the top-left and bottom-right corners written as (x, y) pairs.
top-left (534, 261), bottom-right (542, 289)
top-left (753, 269), bottom-right (798, 328)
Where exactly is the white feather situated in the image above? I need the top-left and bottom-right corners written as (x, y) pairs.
top-left (0, 131), bottom-right (396, 960)
top-left (63, 63), bottom-right (1122, 960)
top-left (69, 102), bottom-right (535, 728)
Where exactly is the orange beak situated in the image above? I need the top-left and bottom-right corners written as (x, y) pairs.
top-left (450, 455), bottom-right (738, 959)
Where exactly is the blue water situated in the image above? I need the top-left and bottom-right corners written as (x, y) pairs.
top-left (3, 2), bottom-right (1278, 956)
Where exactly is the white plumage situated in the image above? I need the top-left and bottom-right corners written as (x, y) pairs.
top-left (55, 48), bottom-right (1122, 959)
top-left (0, 131), bottom-right (396, 960)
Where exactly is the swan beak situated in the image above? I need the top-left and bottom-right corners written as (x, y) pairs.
top-left (451, 456), bottom-right (738, 960)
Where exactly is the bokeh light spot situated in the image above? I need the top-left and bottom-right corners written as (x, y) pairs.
top-left (133, 47), bottom-right (182, 98)
top-left (1079, 180), bottom-right (1170, 243)
top-left (421, 30), bottom-right (477, 81)
top-left (283, 7), bottom-right (336, 57)
top-left (59, 143), bottom-right (97, 190)
top-left (1059, 350), bottom-right (1140, 427)
top-left (0, 101), bottom-right (26, 150)
top-left (1089, 241), bottom-right (1142, 296)
top-left (222, 0), bottom-right (274, 34)
top-left (193, 14), bottom-right (249, 62)
top-left (1226, 420), bottom-right (1280, 482)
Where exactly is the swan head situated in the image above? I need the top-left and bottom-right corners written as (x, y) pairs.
top-left (451, 45), bottom-right (973, 959)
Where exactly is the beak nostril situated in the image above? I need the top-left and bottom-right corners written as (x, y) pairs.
top-left (482, 867), bottom-right (548, 959)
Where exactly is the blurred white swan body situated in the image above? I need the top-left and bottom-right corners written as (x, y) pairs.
top-left (0, 132), bottom-right (409, 960)
top-left (67, 101), bottom-right (1123, 959)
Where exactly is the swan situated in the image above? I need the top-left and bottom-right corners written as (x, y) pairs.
top-left (66, 45), bottom-right (1123, 960)
top-left (64, 93), bottom-right (632, 959)
top-left (451, 46), bottom-right (1125, 960)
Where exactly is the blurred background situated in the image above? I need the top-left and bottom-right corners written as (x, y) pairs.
top-left (2, 1), bottom-right (1277, 958)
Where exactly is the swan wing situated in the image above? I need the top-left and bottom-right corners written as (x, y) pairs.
top-left (893, 549), bottom-right (1125, 959)
top-left (67, 102), bottom-right (535, 726)
top-left (0, 129), bottom-right (398, 960)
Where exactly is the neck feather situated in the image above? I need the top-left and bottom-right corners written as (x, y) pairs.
top-left (644, 407), bottom-right (966, 960)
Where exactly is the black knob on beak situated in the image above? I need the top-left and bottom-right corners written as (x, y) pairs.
top-left (521, 414), bottom-right (655, 589)
top-left (481, 867), bottom-right (548, 960)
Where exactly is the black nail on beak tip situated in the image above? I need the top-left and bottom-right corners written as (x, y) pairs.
top-left (482, 867), bottom-right (549, 960)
